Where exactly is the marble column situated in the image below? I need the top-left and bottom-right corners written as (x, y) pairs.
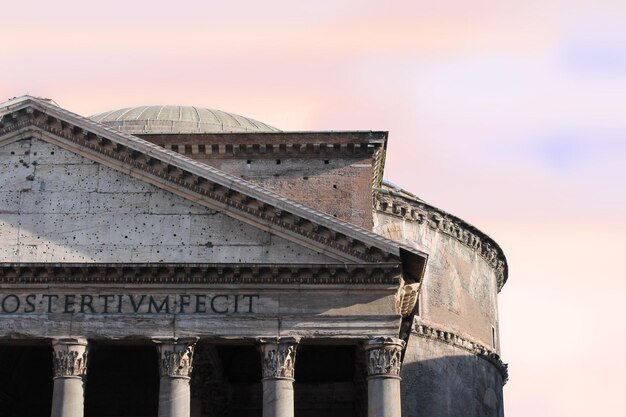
top-left (363, 337), bottom-right (406, 417)
top-left (51, 338), bottom-right (88, 417)
top-left (258, 337), bottom-right (300, 417)
top-left (154, 338), bottom-right (198, 417)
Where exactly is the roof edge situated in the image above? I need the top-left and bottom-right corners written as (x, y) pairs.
top-left (375, 183), bottom-right (508, 290)
top-left (0, 96), bottom-right (426, 274)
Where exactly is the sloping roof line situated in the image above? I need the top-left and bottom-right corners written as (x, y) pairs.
top-left (0, 96), bottom-right (427, 267)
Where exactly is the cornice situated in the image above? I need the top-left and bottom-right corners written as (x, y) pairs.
top-left (138, 133), bottom-right (386, 160)
top-left (412, 320), bottom-right (509, 385)
top-left (0, 263), bottom-right (402, 286)
top-left (0, 97), bottom-right (423, 266)
top-left (143, 132), bottom-right (387, 205)
top-left (374, 188), bottom-right (508, 291)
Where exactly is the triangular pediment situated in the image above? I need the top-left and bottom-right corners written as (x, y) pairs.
top-left (0, 96), bottom-right (427, 269)
top-left (1, 137), bottom-right (338, 264)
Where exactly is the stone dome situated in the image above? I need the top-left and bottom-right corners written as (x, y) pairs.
top-left (90, 105), bottom-right (280, 134)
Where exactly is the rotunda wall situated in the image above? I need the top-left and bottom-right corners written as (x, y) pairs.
top-left (400, 334), bottom-right (505, 417)
top-left (373, 210), bottom-right (501, 350)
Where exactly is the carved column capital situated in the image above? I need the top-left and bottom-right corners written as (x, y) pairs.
top-left (363, 337), bottom-right (405, 379)
top-left (51, 338), bottom-right (88, 379)
top-left (257, 337), bottom-right (300, 380)
top-left (154, 337), bottom-right (199, 379)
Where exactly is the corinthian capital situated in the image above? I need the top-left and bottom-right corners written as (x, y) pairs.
top-left (258, 337), bottom-right (300, 380)
top-left (363, 337), bottom-right (405, 378)
top-left (52, 338), bottom-right (88, 379)
top-left (154, 338), bottom-right (198, 379)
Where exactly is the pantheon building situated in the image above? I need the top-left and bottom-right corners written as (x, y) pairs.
top-left (0, 96), bottom-right (508, 417)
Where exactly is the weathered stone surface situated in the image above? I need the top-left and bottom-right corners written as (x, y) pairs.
top-left (0, 96), bottom-right (508, 417)
top-left (0, 138), bottom-right (337, 264)
top-left (401, 334), bottom-right (504, 417)
top-left (363, 337), bottom-right (404, 378)
top-left (0, 286), bottom-right (401, 340)
top-left (363, 337), bottom-right (404, 417)
top-left (189, 157), bottom-right (375, 230)
top-left (258, 337), bottom-right (299, 417)
top-left (155, 339), bottom-right (198, 417)
top-left (51, 338), bottom-right (88, 417)
top-left (374, 211), bottom-right (500, 350)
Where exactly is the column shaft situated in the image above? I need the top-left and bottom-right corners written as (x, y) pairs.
top-left (51, 338), bottom-right (88, 417)
top-left (262, 378), bottom-right (294, 417)
top-left (158, 378), bottom-right (191, 417)
top-left (367, 377), bottom-right (402, 417)
top-left (51, 379), bottom-right (85, 417)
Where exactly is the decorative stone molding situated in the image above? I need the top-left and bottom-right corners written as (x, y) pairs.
top-left (258, 337), bottom-right (300, 380)
top-left (154, 338), bottom-right (198, 379)
top-left (0, 98), bottom-right (419, 266)
top-left (51, 338), bottom-right (88, 379)
top-left (412, 321), bottom-right (509, 385)
top-left (144, 135), bottom-right (384, 160)
top-left (363, 337), bottom-right (405, 378)
top-left (0, 263), bottom-right (402, 286)
top-left (399, 283), bottom-right (419, 317)
top-left (374, 187), bottom-right (508, 290)
top-left (372, 146), bottom-right (386, 189)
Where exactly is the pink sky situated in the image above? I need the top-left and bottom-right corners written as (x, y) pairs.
top-left (2, 1), bottom-right (625, 415)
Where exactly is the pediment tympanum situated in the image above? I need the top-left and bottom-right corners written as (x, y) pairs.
top-left (0, 96), bottom-right (427, 267)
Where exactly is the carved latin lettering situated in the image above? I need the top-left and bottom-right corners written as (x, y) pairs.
top-left (129, 295), bottom-right (146, 312)
top-left (80, 295), bottom-right (95, 313)
top-left (99, 295), bottom-right (114, 313)
top-left (1, 294), bottom-right (19, 313)
top-left (242, 294), bottom-right (259, 313)
top-left (179, 295), bottom-right (190, 313)
top-left (24, 294), bottom-right (36, 313)
top-left (195, 295), bottom-right (206, 313)
top-left (210, 295), bottom-right (229, 314)
top-left (43, 294), bottom-right (58, 313)
top-left (64, 295), bottom-right (75, 313)
top-left (0, 293), bottom-right (260, 314)
top-left (148, 296), bottom-right (170, 314)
